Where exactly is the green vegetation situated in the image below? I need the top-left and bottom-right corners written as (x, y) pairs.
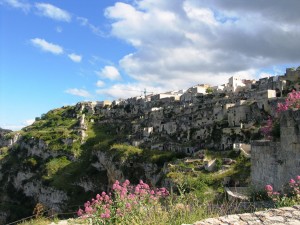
top-left (0, 146), bottom-right (9, 160)
top-left (166, 150), bottom-right (251, 203)
top-left (206, 87), bottom-right (214, 94)
top-left (44, 156), bottom-right (71, 179)
top-left (109, 144), bottom-right (142, 162)
top-left (17, 217), bottom-right (52, 225)
top-left (22, 107), bottom-right (81, 155)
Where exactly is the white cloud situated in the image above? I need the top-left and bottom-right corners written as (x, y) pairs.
top-left (68, 53), bottom-right (82, 63)
top-left (35, 3), bottom-right (71, 22)
top-left (1, 0), bottom-right (30, 12)
top-left (31, 38), bottom-right (63, 55)
top-left (95, 66), bottom-right (121, 81)
top-left (65, 88), bottom-right (91, 98)
top-left (0, 118), bottom-right (34, 131)
top-left (96, 83), bottom-right (164, 100)
top-left (104, 0), bottom-right (300, 89)
top-left (77, 17), bottom-right (104, 36)
top-left (23, 119), bottom-right (35, 126)
top-left (96, 80), bottom-right (105, 87)
top-left (0, 124), bottom-right (23, 131)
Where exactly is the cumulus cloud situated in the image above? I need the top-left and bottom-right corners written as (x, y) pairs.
top-left (1, 0), bottom-right (30, 12)
top-left (35, 3), bottom-right (71, 22)
top-left (65, 88), bottom-right (91, 98)
top-left (95, 66), bottom-right (121, 81)
top-left (68, 53), bottom-right (82, 63)
top-left (31, 38), bottom-right (63, 55)
top-left (104, 0), bottom-right (300, 89)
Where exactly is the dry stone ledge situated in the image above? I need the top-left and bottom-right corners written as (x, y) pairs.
top-left (193, 205), bottom-right (300, 225)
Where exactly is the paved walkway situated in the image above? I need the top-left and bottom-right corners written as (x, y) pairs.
top-left (193, 205), bottom-right (300, 225)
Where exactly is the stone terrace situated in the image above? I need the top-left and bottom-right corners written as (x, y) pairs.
top-left (192, 205), bottom-right (300, 225)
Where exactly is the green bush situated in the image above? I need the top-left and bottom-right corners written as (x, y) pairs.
top-left (110, 144), bottom-right (142, 161)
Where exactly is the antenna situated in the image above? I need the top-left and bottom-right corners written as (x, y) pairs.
top-left (143, 88), bottom-right (153, 98)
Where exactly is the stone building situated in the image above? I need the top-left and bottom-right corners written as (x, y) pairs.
top-left (251, 109), bottom-right (300, 190)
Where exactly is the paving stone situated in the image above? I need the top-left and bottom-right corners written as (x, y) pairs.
top-left (292, 205), bottom-right (300, 210)
top-left (239, 213), bottom-right (260, 222)
top-left (219, 214), bottom-right (241, 223)
top-left (286, 220), bottom-right (300, 225)
top-left (192, 205), bottom-right (300, 225)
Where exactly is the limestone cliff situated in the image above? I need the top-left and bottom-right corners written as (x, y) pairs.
top-left (0, 104), bottom-right (173, 224)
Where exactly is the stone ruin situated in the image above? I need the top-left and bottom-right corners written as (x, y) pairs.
top-left (251, 109), bottom-right (300, 190)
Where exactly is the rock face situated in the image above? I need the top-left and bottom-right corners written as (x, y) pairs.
top-left (0, 129), bottom-right (20, 148)
top-left (23, 181), bottom-right (68, 212)
top-left (93, 151), bottom-right (163, 189)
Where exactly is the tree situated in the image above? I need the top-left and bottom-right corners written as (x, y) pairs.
top-left (206, 87), bottom-right (213, 94)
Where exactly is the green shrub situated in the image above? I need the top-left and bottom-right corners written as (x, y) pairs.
top-left (110, 144), bottom-right (142, 161)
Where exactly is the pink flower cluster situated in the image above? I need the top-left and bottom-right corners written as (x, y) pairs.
top-left (265, 175), bottom-right (300, 204)
top-left (261, 90), bottom-right (300, 139)
top-left (289, 176), bottom-right (300, 196)
top-left (77, 191), bottom-right (113, 219)
top-left (77, 179), bottom-right (169, 223)
top-left (277, 90), bottom-right (300, 113)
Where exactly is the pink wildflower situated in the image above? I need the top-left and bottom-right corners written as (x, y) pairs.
top-left (84, 201), bottom-right (90, 208)
top-left (135, 186), bottom-right (140, 194)
top-left (101, 213), bottom-right (110, 219)
top-left (265, 184), bottom-right (273, 192)
top-left (290, 179), bottom-right (296, 184)
top-left (125, 202), bottom-right (131, 210)
top-left (77, 209), bottom-right (83, 217)
top-left (123, 179), bottom-right (130, 187)
top-left (85, 206), bottom-right (93, 214)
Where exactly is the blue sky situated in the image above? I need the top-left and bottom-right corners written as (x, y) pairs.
top-left (1, 0), bottom-right (300, 130)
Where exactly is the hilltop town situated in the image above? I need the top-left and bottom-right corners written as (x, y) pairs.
top-left (75, 67), bottom-right (299, 154)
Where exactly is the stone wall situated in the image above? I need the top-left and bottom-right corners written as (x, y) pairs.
top-left (193, 205), bottom-right (300, 225)
top-left (251, 109), bottom-right (300, 190)
top-left (251, 141), bottom-right (281, 189)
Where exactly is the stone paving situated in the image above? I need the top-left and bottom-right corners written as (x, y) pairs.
top-left (193, 205), bottom-right (300, 225)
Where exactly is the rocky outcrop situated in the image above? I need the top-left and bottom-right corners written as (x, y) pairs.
top-left (93, 151), bottom-right (125, 186)
top-left (0, 129), bottom-right (20, 148)
top-left (19, 138), bottom-right (60, 160)
top-left (93, 151), bottom-right (165, 188)
top-left (23, 180), bottom-right (68, 212)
